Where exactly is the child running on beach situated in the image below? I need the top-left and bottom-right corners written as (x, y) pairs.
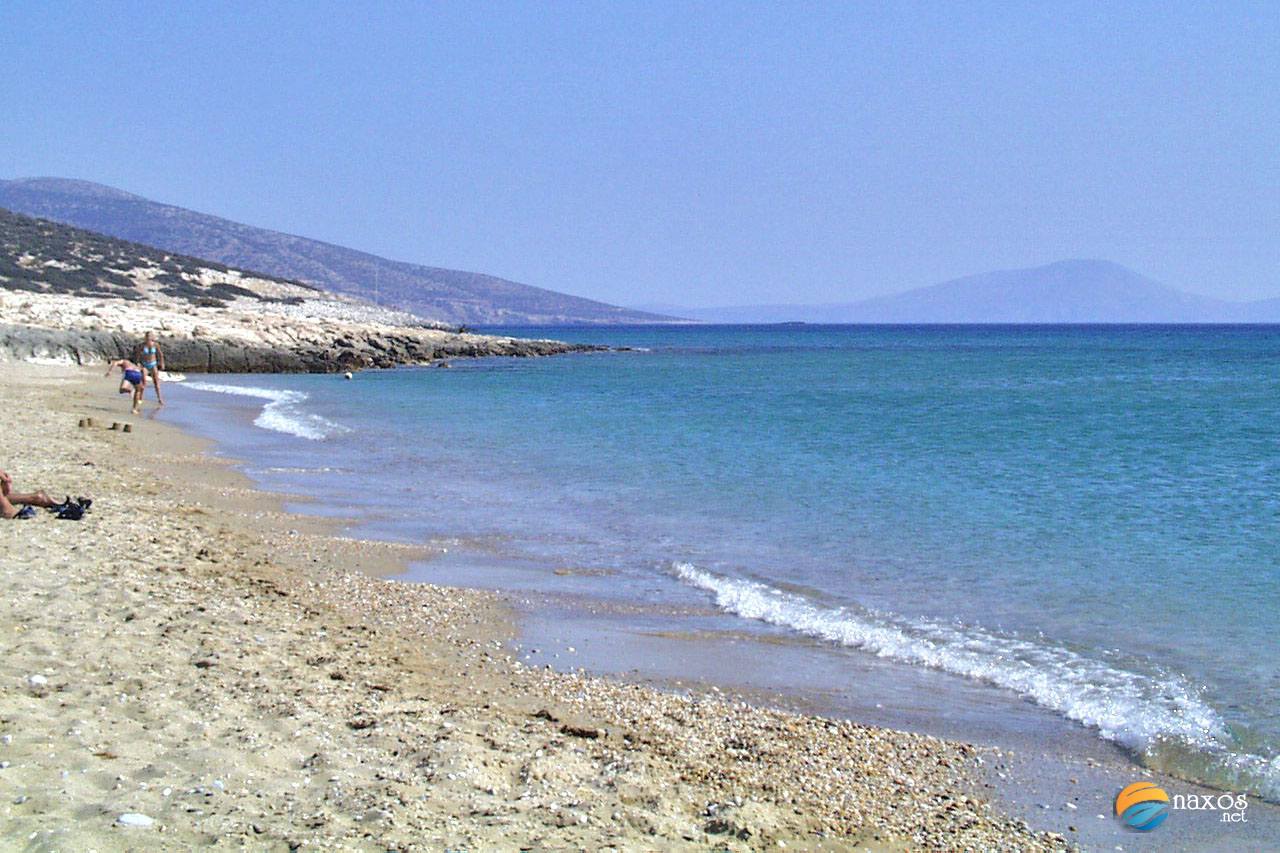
top-left (105, 358), bottom-right (146, 414)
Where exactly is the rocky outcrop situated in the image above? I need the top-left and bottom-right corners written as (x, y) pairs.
top-left (0, 323), bottom-right (599, 373)
top-left (0, 208), bottom-right (606, 372)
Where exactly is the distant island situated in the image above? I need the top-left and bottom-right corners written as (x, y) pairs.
top-left (636, 259), bottom-right (1280, 324)
top-left (0, 178), bottom-right (680, 326)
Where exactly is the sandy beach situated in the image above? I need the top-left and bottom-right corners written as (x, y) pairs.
top-left (0, 365), bottom-right (1066, 851)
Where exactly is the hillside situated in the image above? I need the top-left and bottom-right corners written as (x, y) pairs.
top-left (638, 260), bottom-right (1280, 324)
top-left (0, 203), bottom-right (322, 307)
top-left (0, 208), bottom-right (593, 371)
top-left (0, 178), bottom-right (676, 326)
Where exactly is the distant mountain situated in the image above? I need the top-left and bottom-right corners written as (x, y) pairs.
top-left (844, 260), bottom-right (1245, 323)
top-left (0, 177), bottom-right (675, 325)
top-left (639, 260), bottom-right (1280, 324)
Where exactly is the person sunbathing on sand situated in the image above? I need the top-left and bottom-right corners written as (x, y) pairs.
top-left (0, 469), bottom-right (62, 519)
top-left (106, 358), bottom-right (146, 414)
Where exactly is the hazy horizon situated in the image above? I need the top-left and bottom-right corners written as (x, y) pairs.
top-left (2, 2), bottom-right (1277, 308)
top-left (630, 258), bottom-right (1280, 315)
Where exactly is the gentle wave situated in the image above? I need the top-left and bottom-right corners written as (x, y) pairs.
top-left (673, 561), bottom-right (1280, 801)
top-left (183, 381), bottom-right (349, 441)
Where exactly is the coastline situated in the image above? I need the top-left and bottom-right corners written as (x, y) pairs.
top-left (0, 364), bottom-right (1066, 850)
top-left (165, 350), bottom-right (1280, 853)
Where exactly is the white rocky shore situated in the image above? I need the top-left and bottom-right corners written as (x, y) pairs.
top-left (0, 287), bottom-right (593, 373)
top-left (0, 212), bottom-right (597, 371)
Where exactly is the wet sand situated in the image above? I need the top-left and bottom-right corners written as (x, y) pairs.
top-left (410, 552), bottom-right (1280, 852)
top-left (0, 365), bottom-right (1069, 850)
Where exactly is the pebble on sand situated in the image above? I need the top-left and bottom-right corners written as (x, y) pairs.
top-left (116, 813), bottom-right (155, 828)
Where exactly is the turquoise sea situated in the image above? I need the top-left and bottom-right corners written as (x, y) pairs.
top-left (168, 325), bottom-right (1280, 802)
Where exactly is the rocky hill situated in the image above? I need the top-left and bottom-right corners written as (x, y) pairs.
top-left (0, 178), bottom-right (676, 325)
top-left (0, 208), bottom-right (595, 372)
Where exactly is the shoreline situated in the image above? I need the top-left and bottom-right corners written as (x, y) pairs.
top-left (0, 364), bottom-right (1069, 849)
top-left (162, 361), bottom-right (1280, 850)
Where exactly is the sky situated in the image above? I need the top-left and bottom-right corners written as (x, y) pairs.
top-left (1, 1), bottom-right (1278, 307)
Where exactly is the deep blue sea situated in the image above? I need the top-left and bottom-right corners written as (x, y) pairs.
top-left (167, 325), bottom-right (1280, 801)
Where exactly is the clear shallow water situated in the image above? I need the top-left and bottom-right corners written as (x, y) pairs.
top-left (171, 325), bottom-right (1280, 800)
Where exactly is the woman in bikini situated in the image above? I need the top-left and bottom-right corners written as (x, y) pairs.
top-left (136, 332), bottom-right (165, 407)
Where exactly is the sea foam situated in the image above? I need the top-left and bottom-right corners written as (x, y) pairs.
top-left (183, 381), bottom-right (349, 441)
top-left (673, 561), bottom-right (1280, 801)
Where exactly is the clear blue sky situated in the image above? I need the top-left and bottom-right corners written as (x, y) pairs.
top-left (2, 1), bottom-right (1277, 306)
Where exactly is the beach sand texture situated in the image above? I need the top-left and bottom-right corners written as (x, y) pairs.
top-left (0, 367), bottom-right (1066, 851)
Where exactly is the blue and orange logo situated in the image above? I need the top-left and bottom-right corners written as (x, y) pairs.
top-left (1115, 782), bottom-right (1170, 831)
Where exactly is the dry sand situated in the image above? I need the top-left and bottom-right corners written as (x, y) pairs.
top-left (0, 366), bottom-right (1069, 851)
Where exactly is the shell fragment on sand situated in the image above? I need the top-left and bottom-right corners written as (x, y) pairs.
top-left (116, 813), bottom-right (154, 828)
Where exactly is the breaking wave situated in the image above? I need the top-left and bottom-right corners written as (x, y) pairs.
top-left (183, 381), bottom-right (349, 441)
top-left (673, 561), bottom-right (1280, 801)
